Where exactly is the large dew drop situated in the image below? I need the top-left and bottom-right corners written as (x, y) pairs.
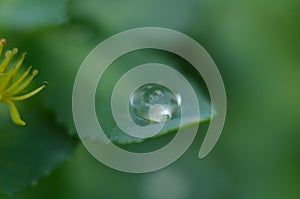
top-left (129, 83), bottom-right (181, 124)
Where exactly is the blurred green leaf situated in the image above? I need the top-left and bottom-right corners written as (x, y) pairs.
top-left (27, 26), bottom-right (96, 135)
top-left (0, 102), bottom-right (75, 194)
top-left (70, 0), bottom-right (200, 32)
top-left (0, 0), bottom-right (68, 31)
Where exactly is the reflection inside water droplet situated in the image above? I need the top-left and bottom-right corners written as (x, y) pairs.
top-left (129, 83), bottom-right (181, 124)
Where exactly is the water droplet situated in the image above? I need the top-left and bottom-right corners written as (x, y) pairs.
top-left (129, 83), bottom-right (181, 124)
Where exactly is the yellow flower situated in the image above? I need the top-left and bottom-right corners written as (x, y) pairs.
top-left (0, 38), bottom-right (47, 126)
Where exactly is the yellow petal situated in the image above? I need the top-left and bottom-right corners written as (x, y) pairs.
top-left (0, 67), bottom-right (15, 92)
top-left (2, 66), bottom-right (32, 95)
top-left (5, 100), bottom-right (26, 126)
top-left (0, 38), bottom-right (6, 56)
top-left (9, 82), bottom-right (48, 101)
top-left (9, 69), bottom-right (38, 96)
top-left (12, 52), bottom-right (27, 74)
top-left (0, 48), bottom-right (18, 73)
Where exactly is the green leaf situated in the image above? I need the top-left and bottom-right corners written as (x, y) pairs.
top-left (96, 49), bottom-right (212, 144)
top-left (22, 25), bottom-right (211, 144)
top-left (0, 101), bottom-right (75, 194)
top-left (0, 0), bottom-right (68, 31)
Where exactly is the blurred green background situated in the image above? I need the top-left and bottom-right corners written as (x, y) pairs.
top-left (0, 0), bottom-right (299, 198)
